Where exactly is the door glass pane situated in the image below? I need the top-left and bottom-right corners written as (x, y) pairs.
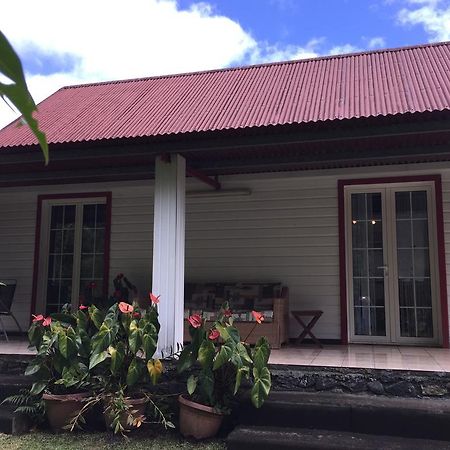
top-left (351, 192), bottom-right (386, 336)
top-left (79, 204), bottom-right (106, 306)
top-left (46, 205), bottom-right (75, 314)
top-left (395, 191), bottom-right (433, 338)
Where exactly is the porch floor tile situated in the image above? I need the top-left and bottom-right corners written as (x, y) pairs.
top-left (269, 344), bottom-right (450, 372)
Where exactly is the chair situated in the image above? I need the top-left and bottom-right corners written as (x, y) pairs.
top-left (0, 279), bottom-right (23, 341)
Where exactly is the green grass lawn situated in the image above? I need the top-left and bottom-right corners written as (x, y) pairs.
top-left (0, 431), bottom-right (226, 450)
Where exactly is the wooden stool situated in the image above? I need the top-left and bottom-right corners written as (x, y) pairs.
top-left (291, 310), bottom-right (323, 348)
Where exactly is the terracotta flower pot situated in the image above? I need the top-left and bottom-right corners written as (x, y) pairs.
top-left (43, 392), bottom-right (89, 432)
top-left (103, 396), bottom-right (147, 431)
top-left (178, 394), bottom-right (224, 439)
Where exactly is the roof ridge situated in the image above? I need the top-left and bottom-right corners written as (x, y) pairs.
top-left (61, 40), bottom-right (450, 90)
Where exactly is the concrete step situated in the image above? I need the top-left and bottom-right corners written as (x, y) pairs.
top-left (0, 374), bottom-right (32, 403)
top-left (227, 426), bottom-right (450, 450)
top-left (239, 391), bottom-right (450, 441)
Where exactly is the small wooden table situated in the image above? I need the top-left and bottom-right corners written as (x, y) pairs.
top-left (291, 310), bottom-right (323, 348)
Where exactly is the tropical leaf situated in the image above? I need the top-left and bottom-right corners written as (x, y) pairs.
top-left (252, 337), bottom-right (270, 370)
top-left (236, 342), bottom-right (253, 365)
top-left (234, 366), bottom-right (250, 395)
top-left (177, 345), bottom-right (195, 373)
top-left (213, 342), bottom-right (233, 371)
top-left (128, 327), bottom-right (142, 355)
top-left (197, 339), bottom-right (215, 369)
top-left (91, 323), bottom-right (118, 354)
top-left (58, 327), bottom-right (77, 360)
top-left (143, 333), bottom-right (157, 361)
top-left (187, 374), bottom-right (197, 395)
top-left (147, 358), bottom-right (163, 385)
top-left (126, 358), bottom-right (141, 386)
top-left (109, 342), bottom-right (124, 375)
top-left (251, 366), bottom-right (271, 408)
top-left (0, 31), bottom-right (48, 162)
top-left (28, 323), bottom-right (43, 348)
top-left (30, 381), bottom-right (47, 396)
top-left (88, 305), bottom-right (104, 330)
top-left (89, 350), bottom-right (108, 370)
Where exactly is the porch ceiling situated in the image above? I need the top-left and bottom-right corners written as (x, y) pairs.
top-left (0, 111), bottom-right (450, 187)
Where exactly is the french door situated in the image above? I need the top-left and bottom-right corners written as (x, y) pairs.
top-left (345, 182), bottom-right (440, 345)
top-left (36, 196), bottom-right (108, 315)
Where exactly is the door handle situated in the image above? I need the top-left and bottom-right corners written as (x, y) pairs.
top-left (377, 265), bottom-right (388, 275)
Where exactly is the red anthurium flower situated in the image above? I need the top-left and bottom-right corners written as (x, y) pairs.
top-left (149, 293), bottom-right (160, 304)
top-left (188, 314), bottom-right (202, 329)
top-left (251, 310), bottom-right (264, 324)
top-left (118, 302), bottom-right (134, 314)
top-left (133, 312), bottom-right (141, 319)
top-left (42, 316), bottom-right (52, 327)
top-left (223, 308), bottom-right (232, 318)
top-left (79, 305), bottom-right (88, 310)
top-left (32, 314), bottom-right (44, 323)
top-left (208, 329), bottom-right (220, 341)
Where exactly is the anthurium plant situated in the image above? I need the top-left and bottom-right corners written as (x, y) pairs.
top-left (88, 293), bottom-right (162, 391)
top-left (26, 307), bottom-right (93, 396)
top-left (178, 303), bottom-right (272, 413)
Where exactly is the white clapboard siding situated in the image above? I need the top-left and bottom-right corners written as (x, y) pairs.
top-left (2, 161), bottom-right (450, 342)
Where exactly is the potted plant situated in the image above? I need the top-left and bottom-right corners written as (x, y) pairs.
top-left (177, 303), bottom-right (272, 439)
top-left (87, 292), bottom-right (166, 434)
top-left (23, 306), bottom-right (94, 431)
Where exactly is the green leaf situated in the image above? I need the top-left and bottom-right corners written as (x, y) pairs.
top-left (58, 327), bottom-right (77, 360)
top-left (28, 323), bottom-right (43, 348)
top-left (91, 323), bottom-right (118, 354)
top-left (252, 337), bottom-right (271, 370)
top-left (213, 342), bottom-right (233, 371)
top-left (215, 323), bottom-right (230, 341)
top-left (198, 339), bottom-right (215, 369)
top-left (77, 310), bottom-right (88, 330)
top-left (77, 328), bottom-right (91, 358)
top-left (126, 358), bottom-right (141, 386)
top-left (199, 368), bottom-right (214, 405)
top-left (88, 305), bottom-right (104, 330)
top-left (0, 32), bottom-right (48, 163)
top-left (177, 345), bottom-right (195, 373)
top-left (30, 381), bottom-right (47, 396)
top-left (234, 366), bottom-right (250, 395)
top-left (187, 375), bottom-right (197, 395)
top-left (143, 333), bottom-right (157, 361)
top-left (251, 366), bottom-right (271, 408)
top-left (110, 342), bottom-right (124, 375)
top-left (24, 361), bottom-right (42, 376)
top-left (236, 342), bottom-right (253, 365)
top-left (128, 327), bottom-right (142, 355)
top-left (89, 350), bottom-right (109, 370)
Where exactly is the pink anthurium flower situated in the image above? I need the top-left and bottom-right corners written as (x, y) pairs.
top-left (32, 314), bottom-right (44, 323)
top-left (149, 293), bottom-right (160, 304)
top-left (251, 310), bottom-right (264, 324)
top-left (42, 316), bottom-right (52, 327)
top-left (188, 314), bottom-right (202, 329)
top-left (79, 304), bottom-right (88, 310)
top-left (118, 302), bottom-right (134, 314)
top-left (133, 312), bottom-right (141, 319)
top-left (223, 308), bottom-right (232, 318)
top-left (208, 329), bottom-right (220, 341)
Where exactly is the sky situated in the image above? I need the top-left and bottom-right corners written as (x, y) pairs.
top-left (0, 0), bottom-right (449, 128)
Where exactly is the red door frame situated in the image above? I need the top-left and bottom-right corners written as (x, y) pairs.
top-left (30, 192), bottom-right (112, 322)
top-left (338, 175), bottom-right (449, 348)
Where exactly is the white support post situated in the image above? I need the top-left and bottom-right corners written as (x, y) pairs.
top-left (152, 154), bottom-right (185, 356)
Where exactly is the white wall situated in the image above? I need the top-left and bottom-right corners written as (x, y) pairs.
top-left (1, 161), bottom-right (450, 341)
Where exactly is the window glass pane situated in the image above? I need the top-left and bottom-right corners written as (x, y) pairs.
top-left (353, 278), bottom-right (368, 306)
top-left (95, 229), bottom-right (105, 253)
top-left (61, 255), bottom-right (74, 278)
top-left (352, 250), bottom-right (367, 277)
top-left (351, 194), bottom-right (366, 220)
top-left (354, 307), bottom-right (370, 335)
top-left (50, 206), bottom-right (64, 229)
top-left (94, 255), bottom-right (104, 278)
top-left (83, 204), bottom-right (96, 228)
top-left (397, 249), bottom-right (413, 277)
top-left (398, 279), bottom-right (414, 307)
top-left (96, 204), bottom-right (106, 227)
top-left (64, 205), bottom-right (76, 228)
top-left (367, 221), bottom-right (382, 248)
top-left (412, 191), bottom-right (427, 219)
top-left (371, 307), bottom-right (386, 336)
top-left (62, 230), bottom-right (74, 253)
top-left (415, 279), bottom-right (432, 307)
top-left (49, 230), bottom-right (62, 253)
top-left (82, 229), bottom-right (95, 253)
top-left (367, 193), bottom-right (382, 220)
top-left (395, 192), bottom-right (411, 219)
top-left (414, 249), bottom-right (430, 277)
top-left (369, 278), bottom-right (385, 306)
top-left (396, 221), bottom-right (411, 248)
top-left (80, 254), bottom-right (94, 278)
top-left (400, 308), bottom-right (416, 337)
top-left (417, 308), bottom-right (433, 338)
top-left (412, 220), bottom-right (429, 248)
top-left (368, 250), bottom-right (384, 277)
top-left (352, 221), bottom-right (366, 248)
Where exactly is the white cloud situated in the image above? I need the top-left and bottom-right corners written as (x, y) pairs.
top-left (397, 0), bottom-right (450, 41)
top-left (328, 44), bottom-right (361, 55)
top-left (0, 0), bottom-right (378, 128)
top-left (368, 36), bottom-right (386, 48)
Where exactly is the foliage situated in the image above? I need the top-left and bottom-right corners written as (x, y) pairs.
top-left (2, 388), bottom-right (44, 423)
top-left (178, 302), bottom-right (272, 412)
top-left (26, 306), bottom-right (94, 396)
top-left (0, 31), bottom-right (48, 163)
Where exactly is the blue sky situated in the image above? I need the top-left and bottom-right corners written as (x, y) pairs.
top-left (0, 0), bottom-right (449, 126)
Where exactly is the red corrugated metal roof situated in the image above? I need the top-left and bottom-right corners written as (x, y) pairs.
top-left (1, 41), bottom-right (449, 148)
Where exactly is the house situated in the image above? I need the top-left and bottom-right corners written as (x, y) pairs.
top-left (0, 41), bottom-right (449, 354)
